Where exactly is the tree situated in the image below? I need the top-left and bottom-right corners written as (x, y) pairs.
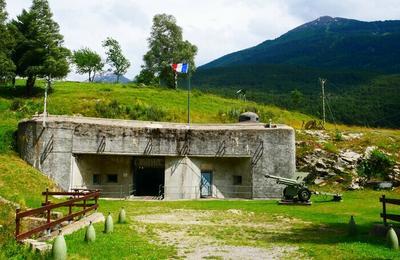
top-left (139, 14), bottom-right (197, 88)
top-left (73, 48), bottom-right (104, 82)
top-left (0, 0), bottom-right (16, 83)
top-left (11, 0), bottom-right (70, 95)
top-left (102, 37), bottom-right (130, 83)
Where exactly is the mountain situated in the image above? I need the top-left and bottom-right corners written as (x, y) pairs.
top-left (201, 16), bottom-right (400, 72)
top-left (193, 16), bottom-right (400, 128)
top-left (94, 72), bottom-right (131, 83)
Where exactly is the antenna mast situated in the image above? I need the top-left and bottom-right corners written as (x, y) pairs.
top-left (319, 78), bottom-right (327, 125)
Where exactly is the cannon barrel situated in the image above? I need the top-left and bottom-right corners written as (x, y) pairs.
top-left (264, 174), bottom-right (303, 186)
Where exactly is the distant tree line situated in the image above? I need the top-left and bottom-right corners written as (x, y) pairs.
top-left (0, 0), bottom-right (197, 96)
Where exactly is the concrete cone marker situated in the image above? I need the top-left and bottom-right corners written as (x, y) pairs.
top-left (104, 212), bottom-right (113, 233)
top-left (348, 215), bottom-right (357, 236)
top-left (85, 221), bottom-right (96, 242)
top-left (387, 226), bottom-right (399, 250)
top-left (52, 230), bottom-right (67, 260)
top-left (118, 208), bottom-right (126, 224)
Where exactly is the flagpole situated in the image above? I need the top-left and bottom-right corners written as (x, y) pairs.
top-left (187, 73), bottom-right (191, 127)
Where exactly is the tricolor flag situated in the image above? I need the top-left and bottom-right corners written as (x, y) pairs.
top-left (172, 63), bottom-right (189, 74)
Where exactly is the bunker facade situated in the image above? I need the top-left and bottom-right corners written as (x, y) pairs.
top-left (18, 115), bottom-right (295, 199)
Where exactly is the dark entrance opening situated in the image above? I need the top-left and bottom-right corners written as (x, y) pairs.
top-left (133, 157), bottom-right (165, 197)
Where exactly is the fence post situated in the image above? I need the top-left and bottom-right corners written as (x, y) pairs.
top-left (382, 195), bottom-right (387, 226)
top-left (15, 208), bottom-right (21, 239)
top-left (45, 188), bottom-right (49, 205)
top-left (95, 191), bottom-right (98, 212)
top-left (47, 204), bottom-right (51, 235)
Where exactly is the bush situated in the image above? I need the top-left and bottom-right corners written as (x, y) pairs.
top-left (95, 100), bottom-right (125, 118)
top-left (10, 99), bottom-right (23, 111)
top-left (334, 130), bottom-right (343, 141)
top-left (358, 149), bottom-right (395, 180)
top-left (323, 142), bottom-right (339, 154)
top-left (0, 126), bottom-right (16, 153)
top-left (128, 104), bottom-right (167, 121)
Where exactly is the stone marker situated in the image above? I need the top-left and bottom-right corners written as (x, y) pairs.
top-left (85, 221), bottom-right (96, 242)
top-left (387, 226), bottom-right (399, 250)
top-left (118, 208), bottom-right (126, 224)
top-left (104, 212), bottom-right (113, 233)
top-left (52, 230), bottom-right (67, 260)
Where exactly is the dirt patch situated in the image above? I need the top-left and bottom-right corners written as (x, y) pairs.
top-left (135, 209), bottom-right (305, 259)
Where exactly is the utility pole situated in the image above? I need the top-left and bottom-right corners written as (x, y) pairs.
top-left (319, 78), bottom-right (327, 125)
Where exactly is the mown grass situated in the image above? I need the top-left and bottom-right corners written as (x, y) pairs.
top-left (51, 190), bottom-right (400, 259)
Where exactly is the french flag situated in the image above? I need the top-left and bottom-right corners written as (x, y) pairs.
top-left (172, 63), bottom-right (189, 73)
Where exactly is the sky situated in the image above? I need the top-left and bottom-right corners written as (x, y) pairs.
top-left (6, 0), bottom-right (400, 81)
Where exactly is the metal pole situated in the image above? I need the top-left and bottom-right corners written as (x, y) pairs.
top-left (43, 75), bottom-right (51, 128)
top-left (320, 78), bottom-right (326, 125)
top-left (187, 74), bottom-right (191, 127)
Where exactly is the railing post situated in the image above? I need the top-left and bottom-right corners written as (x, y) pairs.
top-left (47, 204), bottom-right (51, 235)
top-left (95, 192), bottom-right (98, 212)
top-left (45, 188), bottom-right (49, 205)
top-left (15, 208), bottom-right (21, 239)
top-left (382, 195), bottom-right (387, 226)
top-left (83, 198), bottom-right (86, 216)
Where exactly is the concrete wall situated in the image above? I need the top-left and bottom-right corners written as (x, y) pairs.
top-left (17, 116), bottom-right (295, 198)
top-left (164, 157), bottom-right (252, 200)
top-left (72, 154), bottom-right (133, 196)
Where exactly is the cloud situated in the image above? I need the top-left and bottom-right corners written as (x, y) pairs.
top-left (5, 0), bottom-right (400, 81)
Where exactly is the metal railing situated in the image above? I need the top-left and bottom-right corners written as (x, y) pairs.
top-left (163, 185), bottom-right (252, 199)
top-left (15, 189), bottom-right (100, 241)
top-left (72, 184), bottom-right (135, 198)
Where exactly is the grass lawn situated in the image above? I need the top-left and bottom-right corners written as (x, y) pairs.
top-left (54, 190), bottom-right (400, 259)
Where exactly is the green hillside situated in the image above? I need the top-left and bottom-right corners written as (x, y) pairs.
top-left (202, 16), bottom-right (400, 72)
top-left (194, 16), bottom-right (400, 128)
top-left (193, 65), bottom-right (400, 128)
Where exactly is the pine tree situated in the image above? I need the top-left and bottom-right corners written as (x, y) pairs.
top-left (139, 14), bottom-right (197, 88)
top-left (11, 0), bottom-right (70, 95)
top-left (0, 0), bottom-right (16, 83)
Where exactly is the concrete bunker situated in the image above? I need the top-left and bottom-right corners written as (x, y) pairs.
top-left (17, 115), bottom-right (296, 200)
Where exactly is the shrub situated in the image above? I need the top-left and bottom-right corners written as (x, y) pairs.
top-left (128, 104), bottom-right (167, 121)
top-left (10, 99), bottom-right (23, 111)
top-left (0, 126), bottom-right (16, 153)
top-left (358, 149), bottom-right (395, 180)
top-left (323, 142), bottom-right (339, 154)
top-left (95, 100), bottom-right (125, 118)
top-left (334, 130), bottom-right (343, 141)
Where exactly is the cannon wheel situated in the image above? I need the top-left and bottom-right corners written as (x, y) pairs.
top-left (283, 187), bottom-right (295, 200)
top-left (298, 188), bottom-right (311, 202)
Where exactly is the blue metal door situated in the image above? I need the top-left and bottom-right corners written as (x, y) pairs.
top-left (200, 172), bottom-right (212, 197)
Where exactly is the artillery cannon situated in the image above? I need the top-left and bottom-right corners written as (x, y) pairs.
top-left (265, 174), bottom-right (311, 202)
top-left (265, 174), bottom-right (342, 203)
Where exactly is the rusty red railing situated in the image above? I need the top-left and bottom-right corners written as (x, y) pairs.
top-left (15, 189), bottom-right (100, 241)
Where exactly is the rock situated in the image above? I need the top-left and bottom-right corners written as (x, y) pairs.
top-left (348, 182), bottom-right (361, 190)
top-left (333, 165), bottom-right (346, 174)
top-left (315, 159), bottom-right (328, 169)
top-left (340, 150), bottom-right (362, 163)
top-left (364, 146), bottom-right (378, 159)
top-left (342, 132), bottom-right (363, 141)
top-left (314, 178), bottom-right (326, 185)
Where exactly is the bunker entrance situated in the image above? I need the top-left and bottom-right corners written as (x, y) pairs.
top-left (133, 157), bottom-right (165, 197)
